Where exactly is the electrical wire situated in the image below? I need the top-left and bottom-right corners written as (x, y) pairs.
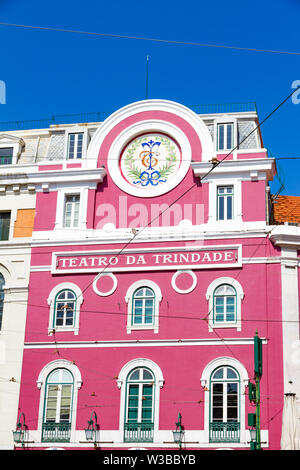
top-left (0, 22), bottom-right (300, 56)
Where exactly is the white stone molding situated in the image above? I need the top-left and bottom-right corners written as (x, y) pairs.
top-left (54, 186), bottom-right (89, 231)
top-left (106, 120), bottom-right (192, 198)
top-left (208, 178), bottom-right (242, 225)
top-left (205, 277), bottom-right (244, 331)
top-left (47, 282), bottom-right (83, 335)
top-left (171, 270), bottom-right (197, 294)
top-left (87, 99), bottom-right (214, 163)
top-left (125, 279), bottom-right (162, 334)
top-left (92, 272), bottom-right (118, 297)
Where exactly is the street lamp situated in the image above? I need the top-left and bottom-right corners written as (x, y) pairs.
top-left (249, 427), bottom-right (257, 450)
top-left (172, 412), bottom-right (184, 449)
top-left (12, 412), bottom-right (27, 448)
top-left (84, 411), bottom-right (98, 448)
top-left (248, 412), bottom-right (257, 450)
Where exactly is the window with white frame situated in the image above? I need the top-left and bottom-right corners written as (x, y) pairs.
top-left (132, 287), bottom-right (155, 327)
top-left (117, 358), bottom-right (164, 445)
top-left (47, 283), bottom-right (83, 335)
top-left (64, 194), bottom-right (80, 228)
top-left (217, 123), bottom-right (233, 151)
top-left (213, 284), bottom-right (237, 324)
top-left (67, 133), bottom-right (84, 159)
top-left (37, 360), bottom-right (82, 444)
top-left (217, 186), bottom-right (233, 221)
top-left (125, 280), bottom-right (162, 334)
top-left (0, 212), bottom-right (10, 240)
top-left (42, 368), bottom-right (74, 443)
top-left (124, 367), bottom-right (155, 443)
top-left (206, 277), bottom-right (244, 331)
top-left (209, 366), bottom-right (240, 443)
top-left (53, 289), bottom-right (77, 329)
top-left (0, 147), bottom-right (13, 165)
top-left (0, 273), bottom-right (4, 330)
top-left (201, 357), bottom-right (249, 447)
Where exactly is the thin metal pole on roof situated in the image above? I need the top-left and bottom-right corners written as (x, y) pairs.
top-left (145, 55), bottom-right (150, 99)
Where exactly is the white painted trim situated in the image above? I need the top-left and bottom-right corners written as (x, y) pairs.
top-left (24, 337), bottom-right (267, 349)
top-left (208, 179), bottom-right (242, 224)
top-left (92, 272), bottom-right (117, 297)
top-left (125, 280), bottom-right (162, 334)
top-left (54, 186), bottom-right (88, 231)
top-left (205, 277), bottom-right (244, 332)
top-left (107, 120), bottom-right (192, 198)
top-left (64, 127), bottom-right (88, 161)
top-left (47, 282), bottom-right (83, 335)
top-left (171, 270), bottom-right (197, 294)
top-left (50, 244), bottom-right (242, 274)
top-left (87, 99), bottom-right (214, 165)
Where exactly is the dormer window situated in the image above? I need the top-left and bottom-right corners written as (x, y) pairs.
top-left (67, 133), bottom-right (84, 159)
top-left (0, 147), bottom-right (13, 165)
top-left (217, 123), bottom-right (233, 151)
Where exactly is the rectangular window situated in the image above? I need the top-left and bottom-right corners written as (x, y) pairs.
top-left (67, 133), bottom-right (83, 159)
top-left (64, 195), bottom-right (80, 228)
top-left (0, 212), bottom-right (10, 240)
top-left (0, 147), bottom-right (13, 165)
top-left (217, 186), bottom-right (233, 221)
top-left (217, 123), bottom-right (233, 151)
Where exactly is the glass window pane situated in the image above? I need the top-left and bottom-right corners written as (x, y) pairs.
top-left (129, 370), bottom-right (140, 381)
top-left (212, 368), bottom-right (224, 380)
top-left (0, 212), bottom-right (11, 241)
top-left (143, 369), bottom-right (153, 380)
top-left (227, 124), bottom-right (232, 149)
top-left (227, 195), bottom-right (233, 219)
top-left (218, 197), bottom-right (224, 220)
top-left (218, 125), bottom-right (224, 150)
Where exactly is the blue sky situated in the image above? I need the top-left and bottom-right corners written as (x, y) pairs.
top-left (0, 0), bottom-right (299, 195)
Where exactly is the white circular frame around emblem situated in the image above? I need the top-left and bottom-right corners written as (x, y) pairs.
top-left (171, 270), bottom-right (197, 294)
top-left (93, 272), bottom-right (118, 297)
top-left (107, 120), bottom-right (192, 198)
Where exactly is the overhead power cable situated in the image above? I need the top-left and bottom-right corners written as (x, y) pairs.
top-left (0, 22), bottom-right (300, 56)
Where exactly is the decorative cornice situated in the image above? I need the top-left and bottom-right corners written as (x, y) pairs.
top-left (192, 158), bottom-right (276, 181)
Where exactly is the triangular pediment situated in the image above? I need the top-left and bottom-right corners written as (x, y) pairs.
top-left (0, 133), bottom-right (24, 145)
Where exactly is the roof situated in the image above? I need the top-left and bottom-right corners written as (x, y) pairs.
top-left (272, 195), bottom-right (300, 226)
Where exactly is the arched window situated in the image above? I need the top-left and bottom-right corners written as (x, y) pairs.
top-left (206, 278), bottom-right (244, 331)
top-left (124, 367), bottom-right (155, 443)
top-left (125, 281), bottom-right (162, 334)
top-left (213, 284), bottom-right (236, 324)
top-left (54, 289), bottom-right (76, 328)
top-left (211, 366), bottom-right (239, 422)
top-left (117, 358), bottom-right (164, 444)
top-left (0, 273), bottom-right (4, 330)
top-left (42, 368), bottom-right (74, 443)
top-left (132, 287), bottom-right (155, 327)
top-left (209, 366), bottom-right (240, 443)
top-left (47, 283), bottom-right (83, 335)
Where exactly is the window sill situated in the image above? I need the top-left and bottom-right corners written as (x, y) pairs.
top-left (208, 322), bottom-right (241, 332)
top-left (127, 325), bottom-right (158, 334)
top-left (48, 327), bottom-right (79, 335)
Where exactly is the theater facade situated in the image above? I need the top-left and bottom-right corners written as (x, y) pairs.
top-left (15, 99), bottom-right (287, 449)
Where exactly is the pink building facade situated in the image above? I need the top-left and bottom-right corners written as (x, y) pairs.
top-left (16, 99), bottom-right (285, 450)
